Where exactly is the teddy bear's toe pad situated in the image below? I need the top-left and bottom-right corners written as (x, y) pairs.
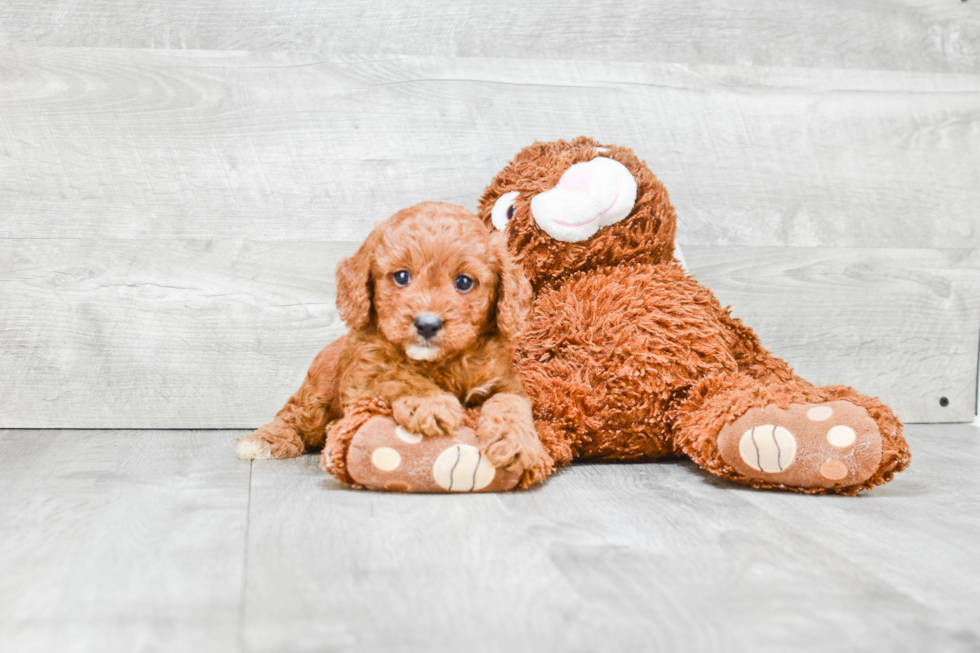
top-left (718, 401), bottom-right (882, 489)
top-left (346, 416), bottom-right (521, 493)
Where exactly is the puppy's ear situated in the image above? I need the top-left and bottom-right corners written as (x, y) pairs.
top-left (336, 235), bottom-right (376, 330)
top-left (490, 232), bottom-right (532, 341)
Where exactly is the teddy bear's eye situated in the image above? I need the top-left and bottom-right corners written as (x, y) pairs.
top-left (392, 270), bottom-right (411, 287)
top-left (490, 191), bottom-right (520, 231)
top-left (454, 275), bottom-right (474, 293)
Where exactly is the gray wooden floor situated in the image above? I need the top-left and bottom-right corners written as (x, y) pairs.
top-left (1, 424), bottom-right (977, 653)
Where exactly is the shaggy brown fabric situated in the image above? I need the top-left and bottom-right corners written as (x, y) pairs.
top-left (485, 139), bottom-right (678, 293)
top-left (476, 137), bottom-right (910, 494)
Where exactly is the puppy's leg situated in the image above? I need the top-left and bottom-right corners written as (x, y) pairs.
top-left (477, 393), bottom-right (543, 474)
top-left (238, 339), bottom-right (344, 459)
top-left (391, 393), bottom-right (464, 438)
top-left (237, 416), bottom-right (306, 460)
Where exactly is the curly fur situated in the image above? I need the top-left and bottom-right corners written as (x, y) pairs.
top-left (476, 137), bottom-right (910, 494)
top-left (239, 202), bottom-right (542, 477)
top-left (480, 137), bottom-right (677, 292)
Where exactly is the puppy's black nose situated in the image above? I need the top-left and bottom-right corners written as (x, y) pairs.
top-left (413, 314), bottom-right (443, 340)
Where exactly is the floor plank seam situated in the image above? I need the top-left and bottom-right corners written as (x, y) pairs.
top-left (974, 319), bottom-right (979, 424)
top-left (237, 460), bottom-right (253, 653)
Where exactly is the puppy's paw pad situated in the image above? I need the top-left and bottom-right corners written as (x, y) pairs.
top-left (719, 400), bottom-right (883, 489)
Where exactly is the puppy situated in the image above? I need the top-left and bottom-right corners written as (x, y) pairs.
top-left (237, 202), bottom-right (542, 475)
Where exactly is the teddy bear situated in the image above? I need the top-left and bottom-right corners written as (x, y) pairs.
top-left (472, 136), bottom-right (911, 494)
top-left (326, 137), bottom-right (910, 494)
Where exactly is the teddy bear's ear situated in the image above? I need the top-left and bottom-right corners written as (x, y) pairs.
top-left (490, 233), bottom-right (532, 342)
top-left (335, 236), bottom-right (376, 331)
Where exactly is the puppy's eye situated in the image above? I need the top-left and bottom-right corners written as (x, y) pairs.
top-left (392, 270), bottom-right (411, 287)
top-left (454, 274), bottom-right (474, 293)
top-left (490, 191), bottom-right (520, 231)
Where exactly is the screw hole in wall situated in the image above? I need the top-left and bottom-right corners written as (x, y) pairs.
top-left (939, 397), bottom-right (950, 407)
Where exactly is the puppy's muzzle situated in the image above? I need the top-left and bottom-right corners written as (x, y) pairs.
top-left (413, 314), bottom-right (443, 340)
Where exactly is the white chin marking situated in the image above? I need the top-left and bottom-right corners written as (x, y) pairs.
top-left (406, 345), bottom-right (440, 361)
top-left (529, 156), bottom-right (637, 242)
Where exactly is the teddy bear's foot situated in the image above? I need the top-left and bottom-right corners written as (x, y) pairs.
top-left (717, 400), bottom-right (883, 491)
top-left (344, 416), bottom-right (522, 493)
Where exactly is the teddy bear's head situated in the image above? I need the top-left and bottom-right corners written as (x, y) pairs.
top-left (477, 136), bottom-right (677, 290)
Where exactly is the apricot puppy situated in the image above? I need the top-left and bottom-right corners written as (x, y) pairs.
top-left (237, 202), bottom-right (542, 476)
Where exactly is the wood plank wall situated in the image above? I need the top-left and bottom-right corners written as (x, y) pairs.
top-left (1, 1), bottom-right (978, 427)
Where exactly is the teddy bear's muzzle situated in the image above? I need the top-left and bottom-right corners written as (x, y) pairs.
top-left (529, 156), bottom-right (637, 242)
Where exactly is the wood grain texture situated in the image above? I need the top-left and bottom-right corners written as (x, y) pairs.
top-left (0, 1), bottom-right (977, 74)
top-left (1, 50), bottom-right (978, 249)
top-left (0, 239), bottom-right (354, 428)
top-left (241, 423), bottom-right (980, 653)
top-left (685, 247), bottom-right (980, 424)
top-left (1, 424), bottom-right (975, 652)
top-left (0, 429), bottom-right (251, 653)
top-left (2, 240), bottom-right (975, 428)
top-left (734, 423), bottom-right (980, 648)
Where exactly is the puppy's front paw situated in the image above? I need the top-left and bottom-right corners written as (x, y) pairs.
top-left (480, 421), bottom-right (543, 473)
top-left (478, 395), bottom-right (543, 473)
top-left (392, 394), bottom-right (464, 438)
top-left (237, 423), bottom-right (305, 460)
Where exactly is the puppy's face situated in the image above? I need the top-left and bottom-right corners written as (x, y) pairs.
top-left (336, 202), bottom-right (531, 362)
top-left (373, 216), bottom-right (496, 362)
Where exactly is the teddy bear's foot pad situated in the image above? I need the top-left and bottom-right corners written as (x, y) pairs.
top-left (346, 416), bottom-right (521, 493)
top-left (717, 401), bottom-right (883, 489)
